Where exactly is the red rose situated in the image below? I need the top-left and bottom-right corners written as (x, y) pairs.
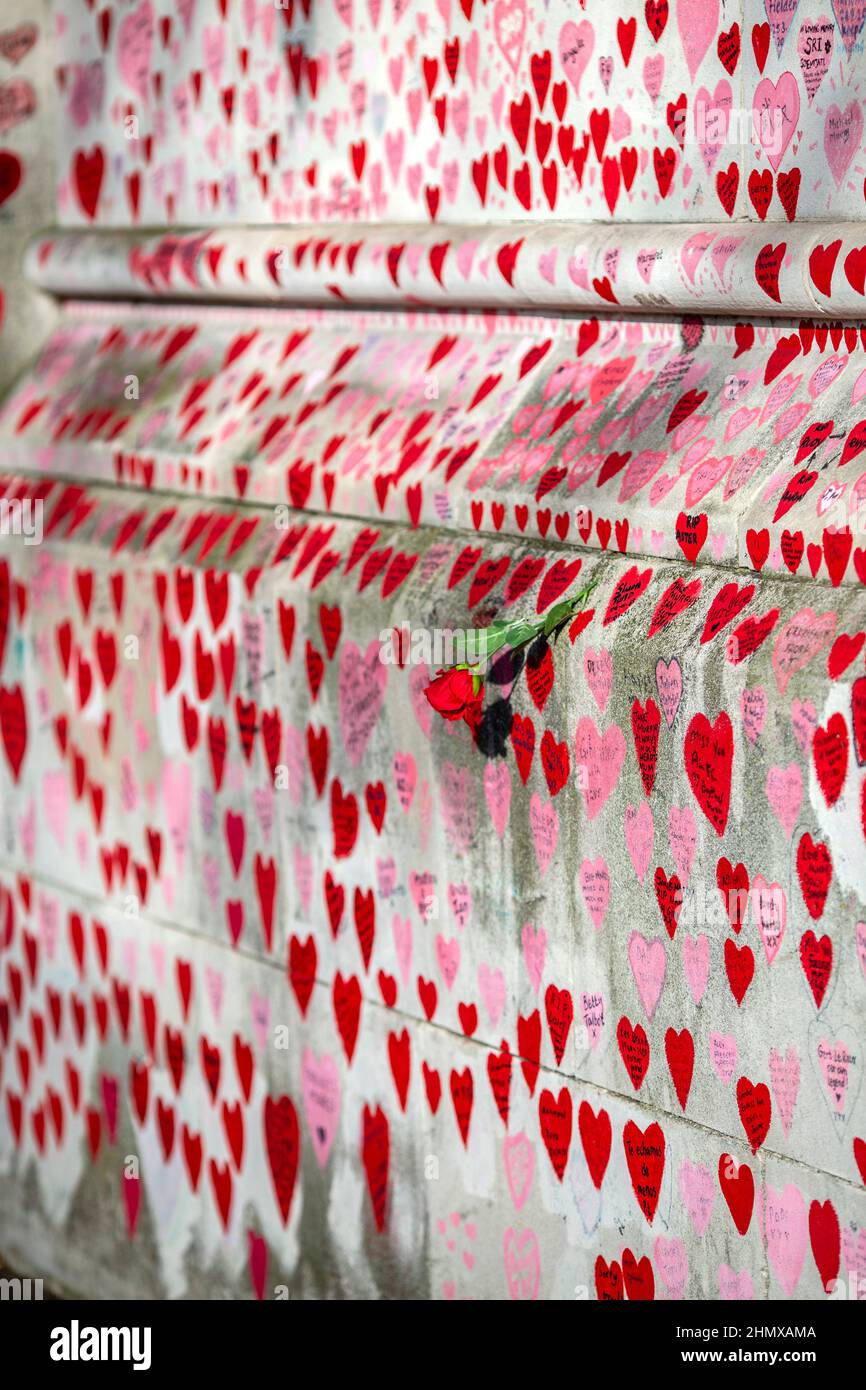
top-left (424, 666), bottom-right (482, 722)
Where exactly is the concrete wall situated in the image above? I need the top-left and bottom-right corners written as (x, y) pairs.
top-left (0, 300), bottom-right (864, 1299)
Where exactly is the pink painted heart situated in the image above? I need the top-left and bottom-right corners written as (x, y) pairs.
top-left (740, 686), bottom-right (767, 743)
top-left (628, 931), bottom-right (667, 1020)
top-left (339, 640), bottom-right (388, 766)
top-left (478, 962), bottom-right (506, 1025)
top-left (668, 805), bottom-right (696, 885)
top-left (710, 1031), bottom-right (737, 1085)
top-left (624, 801), bottom-right (654, 883)
top-left (580, 857), bottom-right (610, 930)
top-left (504, 1132), bottom-right (535, 1211)
top-left (583, 647), bottom-right (613, 713)
top-left (503, 1227), bottom-right (540, 1299)
top-left (769, 1045), bottom-right (800, 1139)
top-left (763, 1184), bottom-right (807, 1296)
top-left (301, 1048), bottom-right (341, 1167)
top-left (484, 760), bottom-right (511, 838)
top-left (678, 1159), bottom-right (714, 1236)
top-left (656, 658), bottom-right (682, 728)
top-left (529, 793), bottom-right (559, 874)
top-left (574, 718), bottom-right (625, 821)
top-left (521, 923), bottom-right (546, 994)
top-left (765, 763), bottom-right (802, 838)
top-left (683, 933), bottom-right (710, 1004)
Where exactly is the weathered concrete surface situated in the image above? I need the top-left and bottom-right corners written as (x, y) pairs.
top-left (0, 302), bottom-right (864, 1296)
top-left (0, 0), bottom-right (56, 394)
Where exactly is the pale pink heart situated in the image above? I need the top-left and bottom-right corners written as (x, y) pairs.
top-left (798, 19), bottom-right (834, 102)
top-left (392, 915), bottom-right (412, 984)
top-left (567, 251), bottom-right (589, 289)
top-left (765, 762), bottom-right (802, 838)
top-left (856, 921), bottom-right (866, 985)
top-left (148, 943), bottom-right (165, 986)
top-left (818, 1037), bottom-right (856, 1116)
top-left (583, 647), bottom-right (613, 712)
top-left (478, 963), bottom-right (506, 1025)
top-left (718, 1265), bottom-right (755, 1299)
top-left (384, 129), bottom-right (404, 183)
top-left (538, 249), bottom-right (557, 285)
top-left (408, 663), bottom-right (432, 737)
top-left (250, 993), bottom-right (270, 1055)
top-left (685, 454), bottom-right (731, 507)
top-left (654, 1236), bottom-right (688, 1297)
top-left (683, 933), bottom-right (710, 1005)
top-left (680, 231), bottom-right (713, 284)
top-left (163, 761), bottom-right (191, 872)
top-left (376, 855), bottom-right (396, 898)
top-left (118, 0), bottom-right (154, 102)
top-left (694, 80), bottom-right (732, 173)
top-left (301, 1048), bottom-right (340, 1167)
top-left (75, 830), bottom-right (89, 869)
top-left (448, 883), bottom-right (471, 930)
top-left (809, 355), bottom-right (846, 397)
top-left (668, 805), bottom-right (696, 885)
top-left (503, 1227), bottom-right (540, 1299)
top-left (769, 1045), bottom-right (800, 1138)
top-left (574, 718), bottom-right (625, 821)
top-left (419, 780), bottom-right (434, 852)
top-left (38, 893), bottom-right (59, 959)
top-left (455, 239), bottom-right (478, 279)
top-left (656, 658), bottom-right (682, 728)
top-left (409, 871), bottom-right (437, 923)
top-left (393, 751), bottom-right (417, 812)
top-left (774, 400), bottom-right (811, 444)
top-left (529, 793), bottom-right (559, 874)
top-left (824, 100), bottom-right (864, 186)
top-left (281, 725), bottom-right (306, 804)
top-left (678, 1159), bottom-right (714, 1236)
top-left (484, 760), bottom-right (511, 838)
top-left (643, 53), bottom-right (664, 102)
top-left (624, 801), bottom-right (654, 883)
top-left (440, 762), bottom-right (477, 854)
top-left (492, 0), bottom-right (527, 71)
top-left (580, 857), bottom-right (610, 930)
top-left (338, 640), bottom-right (387, 766)
top-left (204, 966), bottom-right (224, 1022)
top-left (710, 1032), bottom-right (737, 1085)
top-left (751, 876), bottom-right (787, 963)
top-left (773, 609), bottom-right (836, 693)
top-left (763, 1184), bottom-right (808, 1296)
top-left (753, 72), bottom-right (800, 171)
top-left (710, 236), bottom-right (744, 287)
top-left (435, 935), bottom-right (460, 990)
top-left (580, 991), bottom-right (605, 1049)
top-left (504, 1133), bottom-right (535, 1211)
top-left (628, 931), bottom-right (667, 1020)
top-left (832, 0), bottom-right (866, 57)
top-left (521, 923), bottom-right (546, 994)
top-left (465, 28), bottom-right (480, 86)
top-left (558, 19), bottom-right (593, 94)
top-left (741, 686), bottom-right (767, 743)
top-left (42, 771), bottom-right (69, 848)
top-left (677, 0), bottom-right (718, 80)
top-left (842, 1226), bottom-right (866, 1291)
top-left (18, 799), bottom-right (35, 862)
top-left (201, 24), bottom-right (225, 88)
